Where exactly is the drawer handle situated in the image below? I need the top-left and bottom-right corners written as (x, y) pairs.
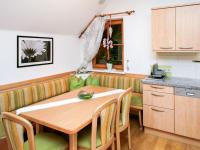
top-left (179, 47), bottom-right (193, 49)
top-left (151, 108), bottom-right (165, 112)
top-left (151, 86), bottom-right (164, 89)
top-left (151, 93), bottom-right (164, 97)
top-left (160, 47), bottom-right (173, 49)
top-left (186, 92), bottom-right (195, 96)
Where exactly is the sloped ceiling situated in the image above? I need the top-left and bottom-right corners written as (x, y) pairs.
top-left (0, 0), bottom-right (109, 35)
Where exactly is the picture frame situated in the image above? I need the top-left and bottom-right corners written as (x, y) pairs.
top-left (17, 36), bottom-right (54, 68)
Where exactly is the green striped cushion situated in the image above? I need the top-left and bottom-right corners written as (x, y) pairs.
top-left (130, 78), bottom-right (142, 93)
top-left (0, 116), bottom-right (5, 138)
top-left (91, 74), bottom-right (143, 93)
top-left (121, 93), bottom-right (132, 126)
top-left (32, 84), bottom-right (46, 103)
top-left (55, 79), bottom-right (68, 94)
top-left (3, 119), bottom-right (24, 150)
top-left (23, 87), bottom-right (33, 106)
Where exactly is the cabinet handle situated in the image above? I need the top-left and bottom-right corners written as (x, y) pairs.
top-left (160, 47), bottom-right (173, 49)
top-left (151, 93), bottom-right (164, 97)
top-left (186, 92), bottom-right (195, 96)
top-left (179, 47), bottom-right (193, 49)
top-left (151, 85), bottom-right (164, 89)
top-left (151, 107), bottom-right (165, 112)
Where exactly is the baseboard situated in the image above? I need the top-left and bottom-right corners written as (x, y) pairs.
top-left (144, 127), bottom-right (200, 147)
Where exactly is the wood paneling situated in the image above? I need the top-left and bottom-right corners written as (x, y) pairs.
top-left (176, 5), bottom-right (200, 51)
top-left (143, 84), bottom-right (174, 94)
top-left (143, 91), bottom-right (174, 109)
top-left (143, 105), bottom-right (174, 133)
top-left (175, 95), bottom-right (200, 140)
top-left (152, 8), bottom-right (176, 51)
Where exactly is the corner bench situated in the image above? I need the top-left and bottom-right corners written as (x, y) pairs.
top-left (0, 72), bottom-right (145, 144)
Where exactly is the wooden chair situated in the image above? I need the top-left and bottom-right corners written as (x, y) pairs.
top-left (130, 93), bottom-right (143, 130)
top-left (116, 88), bottom-right (133, 150)
top-left (77, 98), bottom-right (117, 150)
top-left (2, 112), bottom-right (68, 150)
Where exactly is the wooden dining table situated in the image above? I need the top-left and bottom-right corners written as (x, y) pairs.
top-left (20, 86), bottom-right (122, 150)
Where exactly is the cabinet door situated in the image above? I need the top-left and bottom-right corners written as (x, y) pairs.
top-left (143, 91), bottom-right (174, 109)
top-left (143, 105), bottom-right (174, 133)
top-left (175, 96), bottom-right (200, 140)
top-left (152, 8), bottom-right (175, 51)
top-left (176, 5), bottom-right (200, 51)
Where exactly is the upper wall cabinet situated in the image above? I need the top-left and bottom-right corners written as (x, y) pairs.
top-left (176, 5), bottom-right (200, 51)
top-left (152, 3), bottom-right (200, 52)
top-left (152, 8), bottom-right (176, 51)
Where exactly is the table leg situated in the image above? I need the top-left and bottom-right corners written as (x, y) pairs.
top-left (69, 133), bottom-right (77, 150)
top-left (36, 124), bottom-right (43, 134)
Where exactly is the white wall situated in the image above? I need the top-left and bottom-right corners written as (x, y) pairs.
top-left (103, 0), bottom-right (200, 79)
top-left (0, 30), bottom-right (81, 85)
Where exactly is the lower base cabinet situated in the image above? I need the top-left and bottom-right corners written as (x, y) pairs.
top-left (143, 105), bottom-right (174, 133)
top-left (175, 96), bottom-right (200, 140)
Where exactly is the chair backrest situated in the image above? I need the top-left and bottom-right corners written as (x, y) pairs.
top-left (91, 98), bottom-right (117, 150)
top-left (116, 88), bottom-right (132, 130)
top-left (2, 112), bottom-right (35, 150)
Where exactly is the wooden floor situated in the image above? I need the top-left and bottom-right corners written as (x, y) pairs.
top-left (121, 116), bottom-right (200, 150)
top-left (1, 116), bottom-right (200, 150)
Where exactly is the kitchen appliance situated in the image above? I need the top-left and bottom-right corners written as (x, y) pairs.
top-left (175, 87), bottom-right (200, 140)
top-left (151, 63), bottom-right (166, 79)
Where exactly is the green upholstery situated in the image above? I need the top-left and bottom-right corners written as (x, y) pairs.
top-left (78, 126), bottom-right (102, 149)
top-left (24, 133), bottom-right (68, 150)
top-left (0, 73), bottom-right (143, 143)
top-left (69, 76), bottom-right (85, 91)
top-left (86, 76), bottom-right (100, 86)
top-left (0, 118), bottom-right (5, 138)
top-left (131, 94), bottom-right (143, 107)
top-left (90, 74), bottom-right (143, 93)
top-left (3, 119), bottom-right (24, 149)
top-left (121, 93), bottom-right (132, 126)
top-left (0, 76), bottom-right (71, 141)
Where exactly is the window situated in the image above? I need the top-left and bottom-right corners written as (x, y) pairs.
top-left (93, 19), bottom-right (124, 70)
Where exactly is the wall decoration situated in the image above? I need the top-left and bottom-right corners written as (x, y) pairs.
top-left (17, 36), bottom-right (53, 68)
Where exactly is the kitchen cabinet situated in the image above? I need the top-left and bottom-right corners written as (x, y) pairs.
top-left (152, 3), bottom-right (200, 52)
top-left (176, 5), bottom-right (200, 51)
top-left (152, 8), bottom-right (176, 51)
top-left (143, 84), bottom-right (175, 133)
top-left (175, 88), bottom-right (200, 140)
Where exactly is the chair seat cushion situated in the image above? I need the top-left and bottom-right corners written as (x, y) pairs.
top-left (78, 126), bottom-right (102, 149)
top-left (24, 132), bottom-right (68, 150)
top-left (131, 94), bottom-right (143, 107)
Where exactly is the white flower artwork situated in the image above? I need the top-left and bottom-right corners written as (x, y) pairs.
top-left (17, 36), bottom-right (53, 68)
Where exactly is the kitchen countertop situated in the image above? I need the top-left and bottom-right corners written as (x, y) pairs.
top-left (143, 77), bottom-right (200, 90)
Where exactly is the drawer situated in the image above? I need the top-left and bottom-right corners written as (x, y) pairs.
top-left (143, 84), bottom-right (174, 94)
top-left (143, 105), bottom-right (174, 133)
top-left (143, 91), bottom-right (174, 109)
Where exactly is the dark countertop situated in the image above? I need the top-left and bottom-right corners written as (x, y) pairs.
top-left (142, 77), bottom-right (200, 90)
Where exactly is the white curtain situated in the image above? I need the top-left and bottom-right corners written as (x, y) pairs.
top-left (79, 17), bottom-right (106, 70)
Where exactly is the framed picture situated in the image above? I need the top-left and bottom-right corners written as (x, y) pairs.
top-left (17, 36), bottom-right (53, 68)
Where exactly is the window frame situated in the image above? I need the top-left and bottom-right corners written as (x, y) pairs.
top-left (92, 19), bottom-right (124, 70)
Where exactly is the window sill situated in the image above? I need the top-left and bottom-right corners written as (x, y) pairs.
top-left (88, 69), bottom-right (125, 75)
